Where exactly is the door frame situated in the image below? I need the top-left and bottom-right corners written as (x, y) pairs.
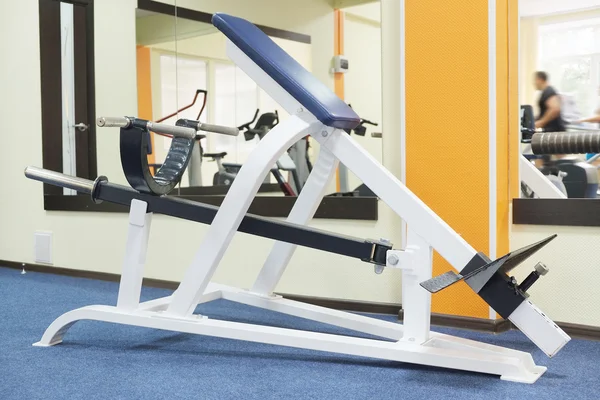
top-left (39, 0), bottom-right (96, 195)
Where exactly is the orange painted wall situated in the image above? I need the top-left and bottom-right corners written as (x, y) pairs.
top-left (136, 46), bottom-right (155, 166)
top-left (334, 9), bottom-right (345, 191)
top-left (405, 0), bottom-right (515, 318)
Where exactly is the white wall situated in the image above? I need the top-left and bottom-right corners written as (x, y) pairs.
top-left (512, 224), bottom-right (600, 326)
top-left (342, 3), bottom-right (383, 191)
top-left (95, 0), bottom-right (139, 187)
top-left (0, 0), bottom-right (401, 304)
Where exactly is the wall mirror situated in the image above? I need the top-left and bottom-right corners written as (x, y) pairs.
top-left (39, 0), bottom-right (382, 220)
top-left (514, 1), bottom-right (600, 226)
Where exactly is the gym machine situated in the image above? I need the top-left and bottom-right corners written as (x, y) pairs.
top-left (529, 129), bottom-right (600, 197)
top-left (27, 13), bottom-right (570, 383)
top-left (520, 105), bottom-right (568, 198)
top-left (206, 109), bottom-right (300, 196)
top-left (147, 89), bottom-right (209, 187)
top-left (521, 105), bottom-right (599, 198)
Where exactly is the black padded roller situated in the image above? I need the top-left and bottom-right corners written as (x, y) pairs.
top-left (531, 131), bottom-right (600, 155)
top-left (120, 117), bottom-right (195, 195)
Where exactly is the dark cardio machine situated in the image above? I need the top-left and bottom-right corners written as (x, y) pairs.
top-left (204, 109), bottom-right (299, 196)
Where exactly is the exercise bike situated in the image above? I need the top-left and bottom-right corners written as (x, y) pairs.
top-left (205, 109), bottom-right (299, 196)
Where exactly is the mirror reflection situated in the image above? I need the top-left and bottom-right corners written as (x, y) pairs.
top-left (519, 3), bottom-right (600, 199)
top-left (135, 9), bottom-right (315, 195)
top-left (134, 3), bottom-right (382, 197)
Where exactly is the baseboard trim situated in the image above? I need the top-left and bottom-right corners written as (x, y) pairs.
top-left (2, 260), bottom-right (179, 290)
top-left (3, 260), bottom-right (598, 341)
top-left (556, 322), bottom-right (600, 341)
top-left (398, 310), bottom-right (600, 341)
top-left (1, 261), bottom-right (400, 315)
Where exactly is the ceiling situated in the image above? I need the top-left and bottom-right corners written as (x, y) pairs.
top-left (520, 0), bottom-right (600, 17)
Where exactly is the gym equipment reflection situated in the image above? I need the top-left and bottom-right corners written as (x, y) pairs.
top-left (520, 105), bottom-right (600, 198)
top-left (135, 9), bottom-right (320, 196)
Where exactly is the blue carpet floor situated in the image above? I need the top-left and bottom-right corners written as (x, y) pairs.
top-left (0, 267), bottom-right (598, 399)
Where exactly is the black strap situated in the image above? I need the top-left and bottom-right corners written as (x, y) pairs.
top-left (93, 181), bottom-right (392, 266)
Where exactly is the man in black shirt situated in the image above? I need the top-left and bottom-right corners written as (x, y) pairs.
top-left (534, 71), bottom-right (565, 132)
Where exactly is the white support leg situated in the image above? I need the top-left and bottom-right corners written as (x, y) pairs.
top-left (116, 199), bottom-right (152, 311)
top-left (167, 113), bottom-right (325, 317)
top-left (251, 147), bottom-right (339, 296)
top-left (32, 302), bottom-right (545, 383)
top-left (390, 230), bottom-right (433, 344)
top-left (211, 283), bottom-right (404, 340)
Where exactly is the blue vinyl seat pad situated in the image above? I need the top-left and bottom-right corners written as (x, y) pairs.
top-left (212, 13), bottom-right (360, 130)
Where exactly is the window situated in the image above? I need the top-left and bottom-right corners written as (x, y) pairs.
top-left (158, 54), bottom-right (208, 153)
top-left (539, 18), bottom-right (600, 118)
top-left (213, 62), bottom-right (259, 164)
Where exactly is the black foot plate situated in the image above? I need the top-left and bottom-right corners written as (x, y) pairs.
top-left (420, 234), bottom-right (557, 293)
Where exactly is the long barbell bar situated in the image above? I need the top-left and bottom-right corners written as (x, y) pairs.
top-left (97, 116), bottom-right (239, 138)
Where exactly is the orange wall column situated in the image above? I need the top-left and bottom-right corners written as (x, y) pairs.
top-left (136, 46), bottom-right (156, 167)
top-left (404, 0), bottom-right (516, 319)
top-left (334, 9), bottom-right (344, 191)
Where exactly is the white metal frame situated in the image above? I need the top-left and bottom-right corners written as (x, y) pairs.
top-left (34, 38), bottom-right (570, 384)
top-left (520, 154), bottom-right (568, 198)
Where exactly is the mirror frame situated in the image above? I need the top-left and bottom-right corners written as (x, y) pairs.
top-left (511, 1), bottom-right (600, 227)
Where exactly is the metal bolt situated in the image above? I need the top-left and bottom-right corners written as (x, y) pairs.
top-left (321, 130), bottom-right (328, 137)
top-left (534, 262), bottom-right (549, 276)
top-left (387, 254), bottom-right (399, 266)
top-left (374, 265), bottom-right (385, 274)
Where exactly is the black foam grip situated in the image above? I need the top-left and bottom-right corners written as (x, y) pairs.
top-left (120, 118), bottom-right (195, 195)
top-left (531, 131), bottom-right (600, 155)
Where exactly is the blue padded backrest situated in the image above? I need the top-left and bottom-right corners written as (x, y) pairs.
top-left (212, 13), bottom-right (360, 130)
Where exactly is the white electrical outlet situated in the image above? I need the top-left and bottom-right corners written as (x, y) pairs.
top-left (34, 232), bottom-right (53, 264)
